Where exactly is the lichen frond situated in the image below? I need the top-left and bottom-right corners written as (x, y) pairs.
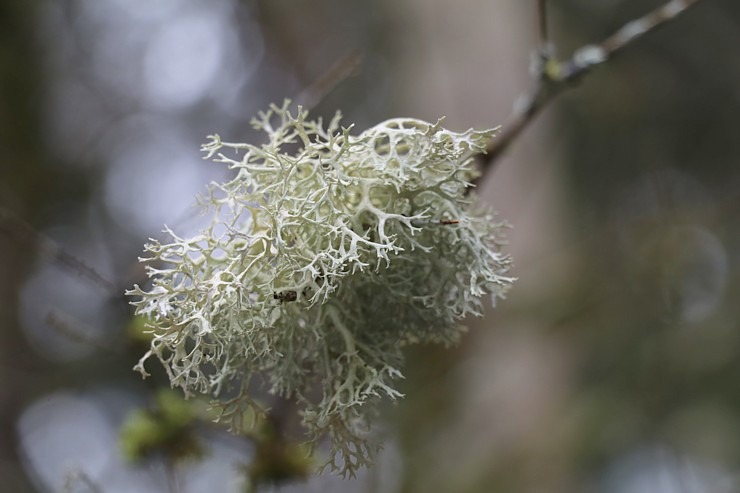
top-left (127, 101), bottom-right (515, 475)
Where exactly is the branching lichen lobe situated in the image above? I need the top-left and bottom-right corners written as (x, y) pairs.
top-left (127, 101), bottom-right (515, 476)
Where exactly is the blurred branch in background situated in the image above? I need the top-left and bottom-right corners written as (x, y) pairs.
top-left (537, 0), bottom-right (550, 55)
top-left (0, 207), bottom-right (120, 298)
top-left (480, 0), bottom-right (708, 171)
top-left (292, 50), bottom-right (363, 109)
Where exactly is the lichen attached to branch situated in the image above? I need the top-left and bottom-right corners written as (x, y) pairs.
top-left (127, 101), bottom-right (515, 476)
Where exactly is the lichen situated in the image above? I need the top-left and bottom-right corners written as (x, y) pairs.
top-left (127, 101), bottom-right (515, 476)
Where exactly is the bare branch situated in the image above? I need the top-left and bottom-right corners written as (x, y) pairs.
top-left (537, 0), bottom-right (550, 54)
top-left (480, 0), bottom-right (707, 172)
top-left (45, 310), bottom-right (121, 354)
top-left (293, 50), bottom-right (363, 110)
top-left (63, 469), bottom-right (104, 493)
top-left (0, 207), bottom-right (120, 296)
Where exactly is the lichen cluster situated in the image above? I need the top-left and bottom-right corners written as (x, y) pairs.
top-left (127, 101), bottom-right (515, 475)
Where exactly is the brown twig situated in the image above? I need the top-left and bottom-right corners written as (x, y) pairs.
top-left (480, 0), bottom-right (707, 171)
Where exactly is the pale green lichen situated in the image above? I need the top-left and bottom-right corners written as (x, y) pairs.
top-left (127, 101), bottom-right (515, 476)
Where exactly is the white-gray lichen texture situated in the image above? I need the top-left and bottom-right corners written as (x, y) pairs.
top-left (127, 101), bottom-right (515, 476)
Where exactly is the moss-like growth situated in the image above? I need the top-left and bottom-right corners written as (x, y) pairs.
top-left (120, 390), bottom-right (203, 463)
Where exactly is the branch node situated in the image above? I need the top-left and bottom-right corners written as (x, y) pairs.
top-left (479, 0), bottom-right (706, 172)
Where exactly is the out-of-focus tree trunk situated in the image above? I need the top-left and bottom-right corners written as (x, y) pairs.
top-left (0, 1), bottom-right (53, 491)
top-left (392, 2), bottom-right (575, 492)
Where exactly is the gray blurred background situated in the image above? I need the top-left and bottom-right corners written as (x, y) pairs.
top-left (2, 0), bottom-right (740, 491)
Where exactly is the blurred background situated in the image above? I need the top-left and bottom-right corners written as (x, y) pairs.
top-left (2, 0), bottom-right (740, 491)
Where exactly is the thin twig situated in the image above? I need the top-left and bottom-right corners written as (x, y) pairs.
top-left (480, 0), bottom-right (707, 171)
top-left (0, 206), bottom-right (120, 296)
top-left (537, 0), bottom-right (550, 54)
top-left (164, 459), bottom-right (181, 493)
top-left (293, 50), bottom-right (363, 110)
top-left (63, 469), bottom-right (104, 493)
top-left (45, 310), bottom-right (122, 354)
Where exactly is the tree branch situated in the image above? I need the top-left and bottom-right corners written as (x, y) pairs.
top-left (293, 50), bottom-right (363, 110)
top-left (0, 206), bottom-right (120, 296)
top-left (537, 0), bottom-right (550, 55)
top-left (480, 0), bottom-right (708, 171)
